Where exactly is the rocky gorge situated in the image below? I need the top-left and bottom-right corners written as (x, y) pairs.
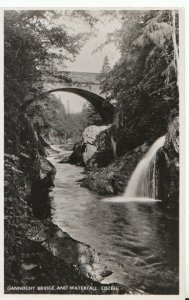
top-left (4, 9), bottom-right (180, 295)
top-left (67, 116), bottom-right (179, 214)
top-left (4, 107), bottom-right (179, 293)
top-left (4, 103), bottom-right (179, 294)
top-left (4, 114), bottom-right (130, 294)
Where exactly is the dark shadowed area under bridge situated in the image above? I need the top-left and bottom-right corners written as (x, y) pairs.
top-left (44, 87), bottom-right (115, 124)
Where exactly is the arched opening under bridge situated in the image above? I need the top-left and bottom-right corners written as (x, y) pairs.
top-left (44, 87), bottom-right (114, 124)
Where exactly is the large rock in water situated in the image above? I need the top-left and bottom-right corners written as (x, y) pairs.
top-left (81, 143), bottom-right (149, 195)
top-left (82, 125), bottom-right (113, 167)
top-left (156, 116), bottom-right (179, 212)
top-left (69, 140), bottom-right (85, 166)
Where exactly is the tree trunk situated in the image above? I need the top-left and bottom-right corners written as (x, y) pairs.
top-left (171, 10), bottom-right (179, 87)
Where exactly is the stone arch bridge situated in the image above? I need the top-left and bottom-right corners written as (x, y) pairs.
top-left (22, 71), bottom-right (115, 124)
top-left (43, 71), bottom-right (115, 124)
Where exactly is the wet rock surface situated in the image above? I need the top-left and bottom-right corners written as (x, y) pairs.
top-left (82, 125), bottom-right (112, 166)
top-left (26, 219), bottom-right (113, 282)
top-left (4, 114), bottom-right (128, 294)
top-left (69, 125), bottom-right (114, 167)
top-left (156, 117), bottom-right (179, 212)
top-left (53, 150), bottom-right (73, 163)
top-left (69, 140), bottom-right (85, 166)
top-left (81, 143), bottom-right (149, 195)
top-left (81, 117), bottom-right (179, 215)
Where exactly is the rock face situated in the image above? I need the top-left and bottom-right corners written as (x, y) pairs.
top-left (4, 114), bottom-right (56, 285)
top-left (81, 116), bottom-right (179, 214)
top-left (26, 219), bottom-right (112, 283)
top-left (83, 125), bottom-right (111, 166)
top-left (156, 116), bottom-right (179, 212)
top-left (69, 140), bottom-right (85, 166)
top-left (82, 143), bottom-right (149, 195)
top-left (70, 125), bottom-right (114, 168)
top-left (4, 114), bottom-right (127, 294)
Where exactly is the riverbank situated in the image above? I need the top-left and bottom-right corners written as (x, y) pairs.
top-left (79, 117), bottom-right (179, 214)
top-left (4, 115), bottom-right (128, 294)
top-left (81, 143), bottom-right (149, 195)
top-left (4, 113), bottom-right (179, 294)
top-left (46, 146), bottom-right (179, 295)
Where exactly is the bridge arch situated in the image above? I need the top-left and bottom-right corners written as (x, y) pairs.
top-left (44, 87), bottom-right (114, 124)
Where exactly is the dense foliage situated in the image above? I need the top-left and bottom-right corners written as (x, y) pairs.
top-left (4, 10), bottom-right (96, 151)
top-left (98, 10), bottom-right (179, 155)
top-left (27, 95), bottom-right (102, 144)
top-left (5, 9), bottom-right (179, 154)
top-left (97, 55), bottom-right (111, 98)
top-left (4, 10), bottom-right (180, 292)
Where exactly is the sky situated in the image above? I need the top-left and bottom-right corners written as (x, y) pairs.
top-left (53, 11), bottom-right (121, 112)
top-left (65, 12), bottom-right (121, 73)
top-left (54, 91), bottom-right (87, 113)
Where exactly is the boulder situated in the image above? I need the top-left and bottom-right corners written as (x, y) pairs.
top-left (82, 125), bottom-right (108, 164)
top-left (56, 151), bottom-right (72, 163)
top-left (69, 125), bottom-right (114, 167)
top-left (69, 141), bottom-right (85, 166)
top-left (82, 125), bottom-right (113, 167)
top-left (82, 143), bottom-right (149, 195)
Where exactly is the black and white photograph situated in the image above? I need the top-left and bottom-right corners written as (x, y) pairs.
top-left (2, 7), bottom-right (183, 297)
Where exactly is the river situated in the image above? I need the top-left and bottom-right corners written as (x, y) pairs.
top-left (48, 148), bottom-right (179, 294)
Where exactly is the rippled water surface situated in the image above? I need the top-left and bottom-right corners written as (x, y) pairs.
top-left (48, 151), bottom-right (179, 294)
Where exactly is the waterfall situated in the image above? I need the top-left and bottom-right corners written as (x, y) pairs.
top-left (111, 135), bottom-right (117, 157)
top-left (125, 136), bottom-right (166, 199)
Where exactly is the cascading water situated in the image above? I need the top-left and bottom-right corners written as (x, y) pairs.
top-left (103, 135), bottom-right (166, 203)
top-left (125, 135), bottom-right (166, 199)
top-left (111, 135), bottom-right (117, 157)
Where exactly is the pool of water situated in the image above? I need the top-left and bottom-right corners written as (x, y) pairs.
top-left (48, 150), bottom-right (179, 294)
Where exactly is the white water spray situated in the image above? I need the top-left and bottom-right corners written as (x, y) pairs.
top-left (125, 136), bottom-right (166, 199)
top-left (111, 135), bottom-right (117, 157)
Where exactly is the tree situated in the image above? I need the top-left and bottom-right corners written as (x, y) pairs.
top-left (4, 10), bottom-right (97, 151)
top-left (100, 55), bottom-right (111, 75)
top-left (133, 10), bottom-right (179, 87)
top-left (81, 103), bottom-right (103, 127)
top-left (27, 94), bottom-right (68, 142)
top-left (5, 10), bottom-right (94, 106)
top-left (93, 10), bottom-right (179, 154)
top-left (97, 55), bottom-right (111, 98)
top-left (171, 10), bottom-right (179, 86)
